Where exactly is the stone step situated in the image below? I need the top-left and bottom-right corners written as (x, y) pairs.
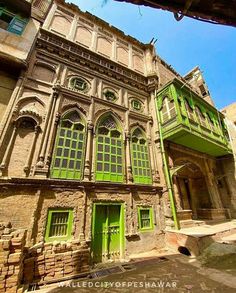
top-left (179, 220), bottom-right (205, 229)
top-left (219, 233), bottom-right (236, 244)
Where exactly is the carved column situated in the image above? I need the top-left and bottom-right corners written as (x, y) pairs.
top-left (83, 122), bottom-right (94, 181)
top-left (23, 125), bottom-right (40, 176)
top-left (35, 87), bottom-right (59, 172)
top-left (125, 132), bottom-right (133, 184)
top-left (147, 119), bottom-right (160, 184)
top-left (204, 159), bottom-right (223, 209)
top-left (45, 111), bottom-right (61, 167)
top-left (0, 124), bottom-right (17, 176)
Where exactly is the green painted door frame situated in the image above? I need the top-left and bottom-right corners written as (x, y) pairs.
top-left (91, 203), bottom-right (125, 263)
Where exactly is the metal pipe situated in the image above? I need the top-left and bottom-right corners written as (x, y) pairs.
top-left (154, 91), bottom-right (180, 230)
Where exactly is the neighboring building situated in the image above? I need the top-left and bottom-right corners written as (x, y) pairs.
top-left (0, 0), bottom-right (51, 130)
top-left (0, 0), bottom-right (234, 291)
top-left (221, 102), bottom-right (236, 217)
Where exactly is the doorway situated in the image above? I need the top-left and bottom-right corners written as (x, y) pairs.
top-left (92, 203), bottom-right (124, 263)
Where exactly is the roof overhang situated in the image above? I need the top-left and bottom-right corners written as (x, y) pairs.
top-left (114, 0), bottom-right (236, 27)
top-left (2, 0), bottom-right (32, 17)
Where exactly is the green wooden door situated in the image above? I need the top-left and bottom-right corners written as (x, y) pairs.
top-left (92, 204), bottom-right (123, 263)
top-left (107, 205), bottom-right (121, 260)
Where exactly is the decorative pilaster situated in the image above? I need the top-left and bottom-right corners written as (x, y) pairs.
top-left (0, 124), bottom-right (18, 177)
top-left (23, 125), bottom-right (40, 177)
top-left (125, 131), bottom-right (133, 184)
top-left (147, 119), bottom-right (160, 184)
top-left (83, 123), bottom-right (94, 181)
top-left (34, 86), bottom-right (59, 176)
top-left (204, 159), bottom-right (223, 209)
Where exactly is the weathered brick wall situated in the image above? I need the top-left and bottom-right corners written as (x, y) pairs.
top-left (0, 224), bottom-right (26, 293)
top-left (23, 241), bottom-right (89, 285)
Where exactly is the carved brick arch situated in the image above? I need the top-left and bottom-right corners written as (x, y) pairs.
top-left (174, 156), bottom-right (206, 176)
top-left (61, 103), bottom-right (87, 118)
top-left (94, 109), bottom-right (123, 132)
top-left (33, 60), bottom-right (57, 83)
top-left (13, 95), bottom-right (45, 125)
top-left (35, 60), bottom-right (57, 73)
top-left (60, 105), bottom-right (87, 125)
top-left (75, 26), bottom-right (92, 48)
top-left (50, 13), bottom-right (72, 36)
top-left (129, 122), bottom-right (146, 134)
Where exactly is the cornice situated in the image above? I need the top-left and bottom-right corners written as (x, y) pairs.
top-left (36, 29), bottom-right (148, 92)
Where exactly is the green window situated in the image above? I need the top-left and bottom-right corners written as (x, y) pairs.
top-left (96, 115), bottom-right (123, 182)
top-left (138, 207), bottom-right (154, 231)
top-left (0, 8), bottom-right (27, 35)
top-left (131, 99), bottom-right (142, 111)
top-left (70, 77), bottom-right (88, 92)
top-left (195, 106), bottom-right (207, 128)
top-left (45, 209), bottom-right (73, 242)
top-left (160, 97), bottom-right (176, 124)
top-left (103, 90), bottom-right (117, 102)
top-left (51, 111), bottom-right (86, 180)
top-left (131, 128), bottom-right (152, 185)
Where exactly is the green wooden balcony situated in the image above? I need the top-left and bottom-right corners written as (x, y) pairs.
top-left (156, 78), bottom-right (232, 157)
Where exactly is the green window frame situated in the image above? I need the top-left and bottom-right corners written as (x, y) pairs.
top-left (160, 97), bottom-right (176, 124)
top-left (0, 8), bottom-right (27, 35)
top-left (51, 111), bottom-right (86, 180)
top-left (95, 115), bottom-right (123, 183)
top-left (45, 209), bottom-right (73, 242)
top-left (131, 99), bottom-right (142, 111)
top-left (103, 90), bottom-right (117, 102)
top-left (131, 128), bottom-right (152, 185)
top-left (70, 77), bottom-right (88, 92)
top-left (138, 207), bottom-right (154, 232)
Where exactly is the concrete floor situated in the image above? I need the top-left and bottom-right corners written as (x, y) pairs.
top-left (32, 253), bottom-right (236, 293)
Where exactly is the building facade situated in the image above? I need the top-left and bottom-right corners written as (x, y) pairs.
top-left (0, 0), bottom-right (234, 291)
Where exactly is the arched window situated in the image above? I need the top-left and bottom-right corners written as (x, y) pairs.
top-left (96, 115), bottom-right (123, 182)
top-left (195, 106), bottom-right (207, 128)
top-left (206, 113), bottom-right (215, 131)
top-left (160, 97), bottom-right (176, 124)
top-left (184, 99), bottom-right (195, 121)
top-left (51, 111), bottom-right (86, 180)
top-left (131, 128), bottom-right (152, 185)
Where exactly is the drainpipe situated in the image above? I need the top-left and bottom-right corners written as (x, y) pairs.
top-left (154, 91), bottom-right (180, 230)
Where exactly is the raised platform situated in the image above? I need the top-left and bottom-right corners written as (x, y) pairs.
top-left (166, 220), bottom-right (236, 256)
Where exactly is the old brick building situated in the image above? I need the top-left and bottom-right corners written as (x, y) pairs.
top-left (0, 0), bottom-right (235, 291)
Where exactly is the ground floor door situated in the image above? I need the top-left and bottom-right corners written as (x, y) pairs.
top-left (92, 204), bottom-right (124, 263)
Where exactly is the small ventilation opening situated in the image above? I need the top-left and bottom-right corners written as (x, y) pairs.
top-left (178, 246), bottom-right (191, 256)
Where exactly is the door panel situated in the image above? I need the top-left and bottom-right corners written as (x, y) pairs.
top-left (92, 205), bottom-right (107, 263)
top-left (92, 204), bottom-right (122, 263)
top-left (107, 205), bottom-right (121, 260)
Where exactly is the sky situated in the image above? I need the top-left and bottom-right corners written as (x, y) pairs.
top-left (71, 0), bottom-right (236, 110)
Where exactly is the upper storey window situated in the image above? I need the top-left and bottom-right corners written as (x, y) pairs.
top-left (51, 111), bottom-right (86, 180)
top-left (0, 7), bottom-right (27, 35)
top-left (103, 90), bottom-right (117, 102)
top-left (70, 77), bottom-right (89, 92)
top-left (131, 99), bottom-right (142, 111)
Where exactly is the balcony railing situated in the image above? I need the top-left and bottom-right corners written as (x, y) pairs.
top-left (156, 78), bottom-right (232, 157)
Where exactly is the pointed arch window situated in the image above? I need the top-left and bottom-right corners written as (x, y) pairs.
top-left (131, 128), bottom-right (152, 185)
top-left (160, 97), bottom-right (176, 124)
top-left (184, 99), bottom-right (195, 121)
top-left (195, 106), bottom-right (207, 128)
top-left (51, 111), bottom-right (86, 180)
top-left (96, 115), bottom-right (123, 182)
top-left (206, 113), bottom-right (215, 131)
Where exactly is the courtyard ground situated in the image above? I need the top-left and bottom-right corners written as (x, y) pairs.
top-left (31, 252), bottom-right (236, 293)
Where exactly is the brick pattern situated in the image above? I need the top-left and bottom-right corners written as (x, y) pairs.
top-left (23, 241), bottom-right (89, 285)
top-left (0, 224), bottom-right (26, 293)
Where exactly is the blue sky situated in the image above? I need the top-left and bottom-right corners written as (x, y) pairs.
top-left (71, 0), bottom-right (236, 109)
